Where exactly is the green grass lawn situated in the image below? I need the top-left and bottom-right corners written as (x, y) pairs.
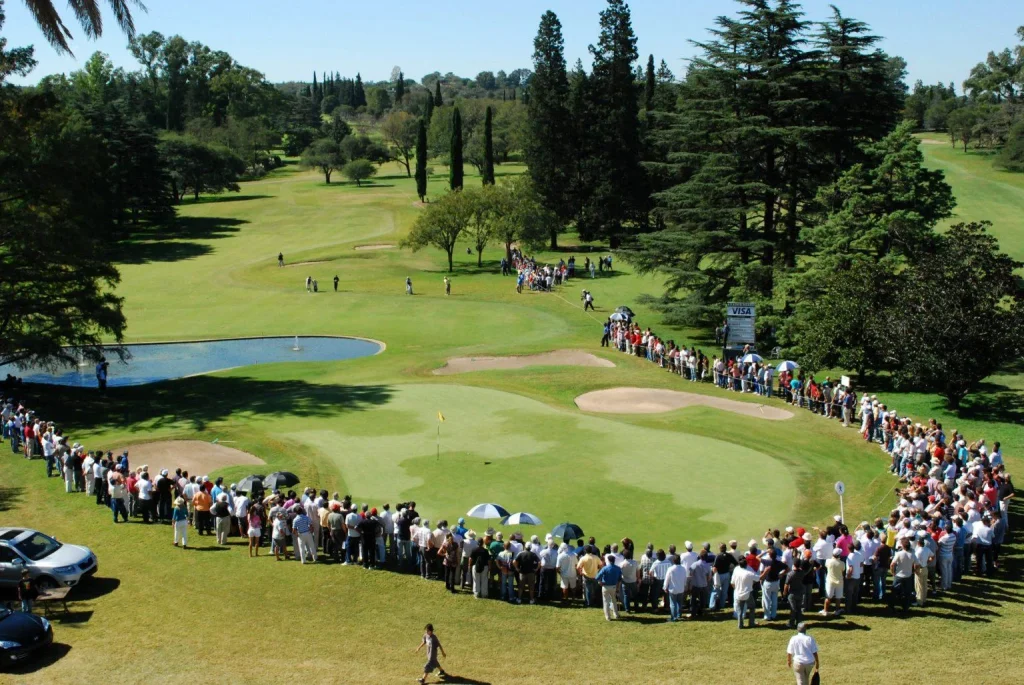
top-left (1, 158), bottom-right (1023, 683)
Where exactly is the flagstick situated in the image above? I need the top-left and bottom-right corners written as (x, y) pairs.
top-left (437, 421), bottom-right (440, 461)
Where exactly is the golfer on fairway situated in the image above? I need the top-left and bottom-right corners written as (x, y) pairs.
top-left (415, 623), bottom-right (447, 684)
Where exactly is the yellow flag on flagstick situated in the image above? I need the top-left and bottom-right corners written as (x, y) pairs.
top-left (438, 411), bottom-right (445, 422)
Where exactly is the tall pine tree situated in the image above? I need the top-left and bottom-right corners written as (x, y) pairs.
top-left (449, 106), bottom-right (464, 190)
top-left (526, 10), bottom-right (574, 247)
top-left (483, 106), bottom-right (495, 185)
top-left (644, 53), bottom-right (656, 110)
top-left (434, 81), bottom-right (443, 106)
top-left (415, 119), bottom-right (428, 202)
top-left (423, 92), bottom-right (434, 124)
top-left (577, 0), bottom-right (647, 247)
top-left (395, 70), bottom-right (406, 104)
top-left (354, 73), bottom-right (367, 107)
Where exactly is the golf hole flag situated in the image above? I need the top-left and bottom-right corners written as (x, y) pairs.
top-left (438, 411), bottom-right (446, 422)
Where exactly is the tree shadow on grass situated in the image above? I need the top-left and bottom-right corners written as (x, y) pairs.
top-left (178, 194), bottom-right (272, 206)
top-left (114, 217), bottom-right (248, 265)
top-left (0, 486), bottom-right (23, 513)
top-left (25, 376), bottom-right (393, 433)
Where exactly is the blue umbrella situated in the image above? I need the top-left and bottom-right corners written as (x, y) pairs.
top-left (502, 512), bottom-right (542, 526)
top-left (551, 522), bottom-right (584, 540)
top-left (466, 503), bottom-right (510, 519)
top-left (741, 353), bottom-right (763, 363)
top-left (776, 360), bottom-right (799, 372)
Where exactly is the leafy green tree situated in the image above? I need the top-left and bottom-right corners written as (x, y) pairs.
top-left (577, 0), bottom-right (647, 247)
top-left (323, 110), bottom-right (351, 144)
top-left (463, 186), bottom-right (494, 265)
top-left (341, 159), bottom-right (377, 186)
top-left (486, 175), bottom-right (557, 263)
top-left (300, 138), bottom-right (345, 183)
top-left (380, 110), bottom-right (418, 177)
top-left (947, 106), bottom-right (981, 151)
top-left (365, 86), bottom-right (392, 118)
top-left (996, 119), bottom-right (1024, 171)
top-left (415, 119), bottom-right (428, 201)
top-left (401, 189), bottom-right (475, 271)
top-left (449, 106), bottom-right (464, 190)
top-left (340, 134), bottom-right (389, 165)
top-left (482, 105), bottom-right (495, 185)
top-left (886, 222), bottom-right (1024, 409)
top-left (526, 10), bottom-right (574, 247)
top-left (160, 135), bottom-right (246, 201)
top-left (0, 21), bottom-right (126, 368)
top-left (476, 71), bottom-right (497, 90)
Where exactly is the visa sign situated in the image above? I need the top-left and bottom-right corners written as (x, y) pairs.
top-left (727, 303), bottom-right (755, 318)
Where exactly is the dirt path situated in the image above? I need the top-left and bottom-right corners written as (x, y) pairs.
top-left (574, 387), bottom-right (794, 420)
top-left (118, 440), bottom-right (265, 476)
top-left (433, 349), bottom-right (615, 375)
top-left (354, 244), bottom-right (395, 251)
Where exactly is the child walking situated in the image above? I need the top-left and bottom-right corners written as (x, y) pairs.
top-left (414, 623), bottom-right (447, 684)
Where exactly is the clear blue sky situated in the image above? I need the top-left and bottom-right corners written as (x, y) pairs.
top-left (4, 0), bottom-right (1021, 87)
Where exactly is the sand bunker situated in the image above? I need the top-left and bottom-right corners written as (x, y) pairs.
top-left (433, 349), bottom-right (615, 375)
top-left (118, 440), bottom-right (265, 475)
top-left (284, 260), bottom-right (330, 267)
top-left (575, 387), bottom-right (794, 420)
top-left (353, 244), bottom-right (395, 251)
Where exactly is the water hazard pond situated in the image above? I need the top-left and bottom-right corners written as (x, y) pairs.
top-left (1, 336), bottom-right (383, 388)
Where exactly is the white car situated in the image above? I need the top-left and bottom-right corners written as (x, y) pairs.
top-left (0, 528), bottom-right (97, 591)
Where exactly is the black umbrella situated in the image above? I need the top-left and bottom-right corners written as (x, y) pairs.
top-left (264, 471), bottom-right (300, 491)
top-left (551, 522), bottom-right (584, 540)
top-left (236, 475), bottom-right (264, 493)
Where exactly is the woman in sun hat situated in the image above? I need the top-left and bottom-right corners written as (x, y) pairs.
top-left (171, 496), bottom-right (189, 548)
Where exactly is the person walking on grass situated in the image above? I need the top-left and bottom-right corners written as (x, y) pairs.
top-left (414, 623), bottom-right (447, 685)
top-left (278, 252), bottom-right (284, 267)
top-left (406, 277), bottom-right (414, 295)
top-left (172, 497), bottom-right (188, 548)
top-left (786, 623), bottom-right (820, 685)
top-left (333, 275), bottom-right (339, 292)
top-left (444, 276), bottom-right (451, 296)
top-left (305, 276), bottom-right (312, 292)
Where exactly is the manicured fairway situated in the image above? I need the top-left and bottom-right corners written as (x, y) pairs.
top-left (1, 158), bottom-right (1022, 684)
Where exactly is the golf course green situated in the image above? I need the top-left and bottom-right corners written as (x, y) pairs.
top-left (2, 153), bottom-right (1022, 684)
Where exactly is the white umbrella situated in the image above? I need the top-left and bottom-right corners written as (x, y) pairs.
top-left (501, 512), bottom-right (542, 526)
top-left (741, 353), bottom-right (763, 363)
top-left (466, 503), bottom-right (511, 519)
top-left (776, 360), bottom-right (799, 372)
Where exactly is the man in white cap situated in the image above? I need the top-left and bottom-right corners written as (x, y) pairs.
top-left (820, 548), bottom-right (845, 617)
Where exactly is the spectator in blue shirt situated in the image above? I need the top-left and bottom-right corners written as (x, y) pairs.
top-left (596, 554), bottom-right (623, 621)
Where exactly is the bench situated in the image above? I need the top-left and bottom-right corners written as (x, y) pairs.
top-left (36, 586), bottom-right (71, 616)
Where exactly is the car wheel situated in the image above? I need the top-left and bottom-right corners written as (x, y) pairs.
top-left (34, 576), bottom-right (57, 591)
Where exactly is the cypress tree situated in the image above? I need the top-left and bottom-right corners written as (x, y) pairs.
top-left (354, 73), bottom-right (367, 108)
top-left (526, 10), bottom-right (573, 247)
top-left (433, 80), bottom-right (443, 106)
top-left (644, 54), bottom-right (655, 110)
top-left (577, 0), bottom-right (647, 247)
top-left (415, 119), bottom-right (428, 202)
top-left (312, 72), bottom-right (320, 105)
top-left (395, 71), bottom-right (406, 104)
top-left (482, 106), bottom-right (495, 185)
top-left (449, 106), bottom-right (463, 190)
top-left (423, 93), bottom-right (434, 124)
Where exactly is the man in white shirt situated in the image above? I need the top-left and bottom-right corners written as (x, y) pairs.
top-left (731, 559), bottom-right (758, 629)
top-left (556, 543), bottom-right (578, 600)
top-left (234, 492), bottom-right (250, 539)
top-left (971, 514), bottom-right (995, 577)
top-left (844, 543), bottom-right (865, 613)
top-left (786, 623), bottom-right (820, 685)
top-left (136, 471), bottom-right (154, 524)
top-left (889, 539), bottom-right (915, 612)
top-left (82, 452), bottom-right (96, 495)
top-left (662, 555), bottom-right (688, 622)
top-left (913, 534), bottom-right (935, 606)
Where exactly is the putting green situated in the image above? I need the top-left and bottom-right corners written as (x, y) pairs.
top-left (279, 384), bottom-right (797, 542)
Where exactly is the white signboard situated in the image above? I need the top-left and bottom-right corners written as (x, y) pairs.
top-left (841, 375), bottom-right (851, 388)
top-left (726, 302), bottom-right (756, 345)
top-left (834, 481), bottom-right (845, 496)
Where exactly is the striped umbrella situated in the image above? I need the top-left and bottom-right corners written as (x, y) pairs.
top-left (501, 512), bottom-right (542, 526)
top-left (466, 503), bottom-right (511, 519)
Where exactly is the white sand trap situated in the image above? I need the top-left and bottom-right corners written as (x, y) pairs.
top-left (575, 387), bottom-right (794, 420)
top-left (119, 440), bottom-right (265, 476)
top-left (353, 244), bottom-right (395, 251)
top-left (434, 349), bottom-right (615, 375)
top-left (284, 260), bottom-right (330, 267)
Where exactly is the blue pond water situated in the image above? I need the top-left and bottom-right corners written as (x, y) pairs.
top-left (1, 336), bottom-right (382, 388)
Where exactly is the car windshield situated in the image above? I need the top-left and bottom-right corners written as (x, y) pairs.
top-left (13, 533), bottom-right (62, 561)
